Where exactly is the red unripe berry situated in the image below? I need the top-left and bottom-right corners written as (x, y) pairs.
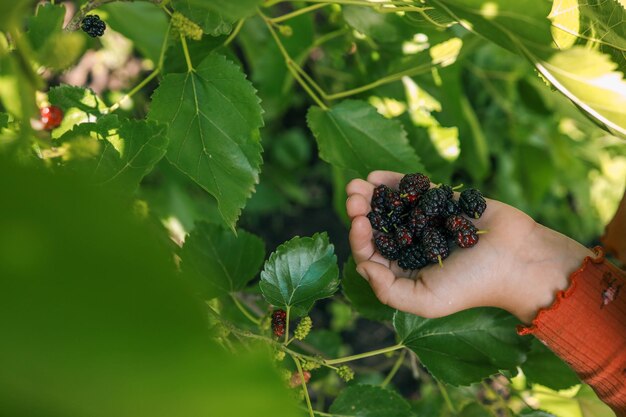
top-left (289, 371), bottom-right (311, 388)
top-left (40, 105), bottom-right (63, 130)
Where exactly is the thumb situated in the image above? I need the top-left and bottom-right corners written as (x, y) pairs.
top-left (357, 261), bottom-right (456, 318)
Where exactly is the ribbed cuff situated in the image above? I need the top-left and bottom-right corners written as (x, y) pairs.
top-left (518, 247), bottom-right (626, 416)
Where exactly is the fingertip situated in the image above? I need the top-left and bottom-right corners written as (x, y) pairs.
top-left (367, 171), bottom-right (404, 188)
top-left (349, 216), bottom-right (375, 263)
top-left (346, 179), bottom-right (373, 197)
top-left (346, 194), bottom-right (370, 219)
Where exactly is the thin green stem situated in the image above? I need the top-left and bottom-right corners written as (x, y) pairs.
top-left (324, 343), bottom-right (404, 365)
top-left (107, 22), bottom-right (170, 113)
top-left (224, 19), bottom-right (246, 46)
top-left (381, 350), bottom-right (406, 388)
top-left (107, 68), bottom-right (160, 112)
top-left (310, 410), bottom-right (352, 417)
top-left (287, 62), bottom-right (329, 109)
top-left (180, 34), bottom-right (193, 72)
top-left (436, 380), bottom-right (458, 416)
top-left (230, 294), bottom-right (261, 325)
top-left (294, 357), bottom-right (315, 417)
top-left (291, 62), bottom-right (329, 100)
top-left (284, 306), bottom-right (291, 344)
top-left (260, 10), bottom-right (329, 110)
top-left (324, 63), bottom-right (433, 100)
top-left (270, 3), bottom-right (330, 23)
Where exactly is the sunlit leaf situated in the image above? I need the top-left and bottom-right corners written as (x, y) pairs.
top-left (394, 308), bottom-right (529, 386)
top-left (148, 53), bottom-right (264, 230)
top-left (259, 233), bottom-right (339, 317)
top-left (329, 385), bottom-right (416, 417)
top-left (180, 222), bottom-right (265, 299)
top-left (307, 100), bottom-right (423, 177)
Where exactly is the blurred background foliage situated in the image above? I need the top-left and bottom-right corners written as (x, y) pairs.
top-left (0, 0), bottom-right (625, 416)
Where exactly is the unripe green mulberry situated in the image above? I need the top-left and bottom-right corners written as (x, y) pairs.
top-left (274, 350), bottom-right (286, 362)
top-left (171, 12), bottom-right (203, 41)
top-left (302, 360), bottom-right (321, 371)
top-left (337, 365), bottom-right (354, 382)
top-left (294, 316), bottom-right (312, 340)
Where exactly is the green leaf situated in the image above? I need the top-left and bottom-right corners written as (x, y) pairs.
top-left (102, 2), bottom-right (169, 64)
top-left (27, 3), bottom-right (65, 51)
top-left (307, 100), bottom-right (423, 178)
top-left (60, 115), bottom-right (169, 195)
top-left (431, 0), bottom-right (554, 58)
top-left (0, 0), bottom-right (30, 31)
top-left (394, 308), bottom-right (529, 386)
top-left (163, 36), bottom-right (225, 75)
top-left (521, 340), bottom-right (580, 391)
top-left (0, 112), bottom-right (8, 129)
top-left (259, 233), bottom-right (339, 317)
top-left (342, 257), bottom-right (394, 321)
top-left (48, 84), bottom-right (106, 116)
top-left (0, 157), bottom-right (300, 417)
top-left (180, 222), bottom-right (265, 299)
top-left (538, 47), bottom-right (626, 137)
top-left (429, 0), bottom-right (626, 137)
top-left (148, 53), bottom-right (264, 230)
top-left (172, 0), bottom-right (262, 23)
top-left (550, 0), bottom-right (626, 69)
top-left (549, 0), bottom-right (580, 49)
top-left (38, 32), bottom-right (85, 71)
top-left (329, 384), bottom-right (415, 417)
top-left (580, 0), bottom-right (626, 70)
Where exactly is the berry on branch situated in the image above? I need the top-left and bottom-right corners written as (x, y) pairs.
top-left (294, 316), bottom-right (312, 340)
top-left (337, 365), bottom-right (354, 382)
top-left (271, 309), bottom-right (287, 338)
top-left (39, 105), bottom-right (63, 130)
top-left (81, 15), bottom-right (106, 38)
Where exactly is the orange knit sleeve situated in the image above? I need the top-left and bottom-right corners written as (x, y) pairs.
top-left (518, 248), bottom-right (626, 417)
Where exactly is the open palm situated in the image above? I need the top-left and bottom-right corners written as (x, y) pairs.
top-left (346, 171), bottom-right (588, 322)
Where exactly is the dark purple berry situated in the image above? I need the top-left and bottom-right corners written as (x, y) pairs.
top-left (81, 14), bottom-right (106, 37)
top-left (418, 188), bottom-right (448, 216)
top-left (399, 173), bottom-right (430, 203)
top-left (459, 189), bottom-right (487, 219)
top-left (375, 234), bottom-right (400, 260)
top-left (397, 245), bottom-right (429, 270)
top-left (422, 228), bottom-right (449, 264)
top-left (395, 225), bottom-right (413, 247)
top-left (367, 211), bottom-right (391, 232)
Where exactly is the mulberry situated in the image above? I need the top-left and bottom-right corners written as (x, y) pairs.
top-left (375, 234), bottom-right (400, 260)
top-left (459, 189), bottom-right (487, 219)
top-left (81, 15), bottom-right (106, 37)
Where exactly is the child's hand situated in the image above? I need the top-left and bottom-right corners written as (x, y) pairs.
top-left (346, 171), bottom-right (594, 323)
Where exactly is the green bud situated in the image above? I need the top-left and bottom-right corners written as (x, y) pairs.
top-left (294, 316), bottom-right (312, 340)
top-left (274, 350), bottom-right (286, 362)
top-left (337, 365), bottom-right (354, 382)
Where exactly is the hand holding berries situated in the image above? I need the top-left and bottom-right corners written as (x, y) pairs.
top-left (347, 170), bottom-right (595, 326)
top-left (364, 172), bottom-right (487, 271)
